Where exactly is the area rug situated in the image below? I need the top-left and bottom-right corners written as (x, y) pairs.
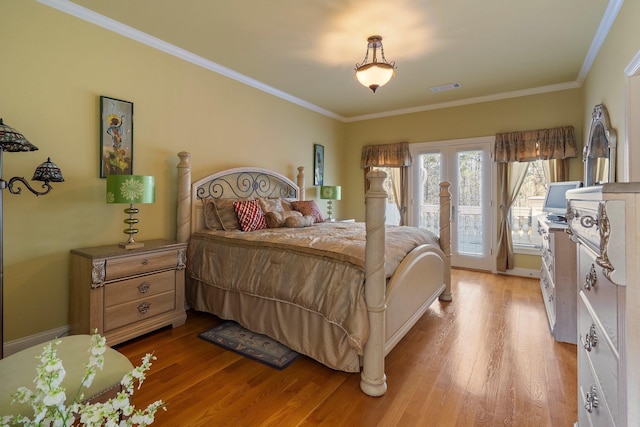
top-left (198, 322), bottom-right (300, 370)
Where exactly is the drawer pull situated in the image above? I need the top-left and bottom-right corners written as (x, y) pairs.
top-left (138, 302), bottom-right (151, 314)
top-left (584, 324), bottom-right (598, 352)
top-left (584, 385), bottom-right (599, 413)
top-left (580, 215), bottom-right (599, 229)
top-left (141, 259), bottom-right (149, 266)
top-left (137, 281), bottom-right (151, 294)
top-left (584, 264), bottom-right (597, 291)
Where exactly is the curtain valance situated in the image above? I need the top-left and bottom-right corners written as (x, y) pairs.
top-left (361, 142), bottom-right (412, 168)
top-left (495, 126), bottom-right (577, 163)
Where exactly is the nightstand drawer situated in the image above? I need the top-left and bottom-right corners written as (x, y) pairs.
top-left (104, 291), bottom-right (176, 331)
top-left (105, 250), bottom-right (179, 280)
top-left (104, 270), bottom-right (175, 307)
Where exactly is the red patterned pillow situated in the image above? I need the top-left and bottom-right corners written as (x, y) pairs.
top-left (290, 200), bottom-right (325, 223)
top-left (233, 200), bottom-right (267, 232)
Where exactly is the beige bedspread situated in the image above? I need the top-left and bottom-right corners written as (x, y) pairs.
top-left (186, 222), bottom-right (439, 367)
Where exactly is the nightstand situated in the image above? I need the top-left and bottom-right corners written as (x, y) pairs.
top-left (69, 239), bottom-right (187, 346)
top-left (326, 218), bottom-right (355, 223)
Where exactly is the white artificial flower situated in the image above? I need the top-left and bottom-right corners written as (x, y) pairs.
top-left (3, 332), bottom-right (165, 426)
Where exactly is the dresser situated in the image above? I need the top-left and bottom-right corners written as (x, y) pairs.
top-left (567, 184), bottom-right (640, 427)
top-left (537, 218), bottom-right (577, 344)
top-left (70, 239), bottom-right (187, 346)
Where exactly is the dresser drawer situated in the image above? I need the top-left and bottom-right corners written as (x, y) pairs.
top-left (567, 199), bottom-right (602, 253)
top-left (104, 270), bottom-right (175, 307)
top-left (104, 291), bottom-right (176, 331)
top-left (578, 245), bottom-right (619, 348)
top-left (540, 267), bottom-right (556, 327)
top-left (578, 349), bottom-right (616, 427)
top-left (540, 229), bottom-right (554, 277)
top-left (105, 250), bottom-right (179, 281)
top-left (578, 293), bottom-right (619, 425)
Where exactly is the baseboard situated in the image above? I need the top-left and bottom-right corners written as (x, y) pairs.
top-left (3, 325), bottom-right (71, 357)
top-left (496, 267), bottom-right (540, 279)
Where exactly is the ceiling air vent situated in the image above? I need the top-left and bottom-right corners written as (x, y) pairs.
top-left (431, 82), bottom-right (462, 93)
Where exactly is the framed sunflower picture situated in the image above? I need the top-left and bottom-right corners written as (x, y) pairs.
top-left (100, 96), bottom-right (134, 178)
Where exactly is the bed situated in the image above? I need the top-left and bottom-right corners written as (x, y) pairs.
top-left (175, 152), bottom-right (452, 396)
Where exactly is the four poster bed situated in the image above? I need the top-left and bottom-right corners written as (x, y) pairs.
top-left (175, 152), bottom-right (452, 396)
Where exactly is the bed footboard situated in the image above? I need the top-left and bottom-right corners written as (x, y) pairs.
top-left (360, 172), bottom-right (452, 397)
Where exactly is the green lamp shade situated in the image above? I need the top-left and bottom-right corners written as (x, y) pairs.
top-left (106, 175), bottom-right (155, 204)
top-left (320, 185), bottom-right (341, 200)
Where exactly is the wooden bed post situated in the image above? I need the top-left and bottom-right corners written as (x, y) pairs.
top-left (176, 151), bottom-right (192, 244)
top-left (297, 166), bottom-right (305, 201)
top-left (360, 170), bottom-right (388, 397)
top-left (439, 181), bottom-right (453, 301)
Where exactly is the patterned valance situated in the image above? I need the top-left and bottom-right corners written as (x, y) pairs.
top-left (495, 126), bottom-right (577, 163)
top-left (361, 142), bottom-right (412, 168)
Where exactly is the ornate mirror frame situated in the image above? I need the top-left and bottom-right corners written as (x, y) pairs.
top-left (583, 104), bottom-right (616, 186)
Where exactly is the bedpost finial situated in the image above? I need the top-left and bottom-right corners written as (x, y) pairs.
top-left (178, 151), bottom-right (192, 168)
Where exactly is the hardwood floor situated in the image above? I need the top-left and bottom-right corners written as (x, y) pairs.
top-left (115, 269), bottom-right (577, 426)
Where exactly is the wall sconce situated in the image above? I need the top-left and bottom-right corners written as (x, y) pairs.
top-left (355, 35), bottom-right (397, 93)
top-left (320, 185), bottom-right (342, 221)
top-left (106, 175), bottom-right (156, 249)
top-left (0, 118), bottom-right (64, 358)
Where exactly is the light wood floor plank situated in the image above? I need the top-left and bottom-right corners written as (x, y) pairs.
top-left (116, 269), bottom-right (577, 426)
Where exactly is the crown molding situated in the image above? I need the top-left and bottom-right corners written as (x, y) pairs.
top-left (576, 0), bottom-right (623, 84)
top-left (37, 0), bottom-right (343, 121)
top-left (39, 0), bottom-right (621, 124)
top-left (344, 81), bottom-right (581, 122)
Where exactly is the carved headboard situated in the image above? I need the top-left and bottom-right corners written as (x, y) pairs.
top-left (189, 166), bottom-right (304, 235)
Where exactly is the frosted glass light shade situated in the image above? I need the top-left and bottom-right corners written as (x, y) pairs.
top-left (355, 63), bottom-right (395, 92)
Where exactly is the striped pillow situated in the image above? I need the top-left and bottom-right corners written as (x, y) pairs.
top-left (233, 200), bottom-right (267, 232)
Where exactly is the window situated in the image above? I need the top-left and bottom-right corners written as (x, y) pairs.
top-left (374, 167), bottom-right (401, 225)
top-left (510, 160), bottom-right (547, 250)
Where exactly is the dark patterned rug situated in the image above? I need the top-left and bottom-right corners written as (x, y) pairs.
top-left (198, 322), bottom-right (300, 370)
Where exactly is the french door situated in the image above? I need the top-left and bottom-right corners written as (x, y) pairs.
top-left (409, 138), bottom-right (494, 271)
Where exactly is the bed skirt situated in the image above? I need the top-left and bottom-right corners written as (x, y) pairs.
top-left (187, 278), bottom-right (362, 372)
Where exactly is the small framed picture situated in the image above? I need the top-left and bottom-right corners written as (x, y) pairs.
top-left (314, 144), bottom-right (324, 186)
top-left (100, 96), bottom-right (133, 178)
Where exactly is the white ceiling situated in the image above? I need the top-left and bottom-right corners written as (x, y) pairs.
top-left (44, 0), bottom-right (619, 121)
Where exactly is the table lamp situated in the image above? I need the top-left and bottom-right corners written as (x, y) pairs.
top-left (106, 175), bottom-right (155, 249)
top-left (320, 185), bottom-right (341, 221)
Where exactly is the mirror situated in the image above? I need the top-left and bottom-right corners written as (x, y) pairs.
top-left (584, 104), bottom-right (616, 186)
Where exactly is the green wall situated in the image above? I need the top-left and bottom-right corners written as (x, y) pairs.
top-left (3, 0), bottom-right (640, 343)
top-left (1, 1), bottom-right (345, 341)
top-left (342, 90), bottom-right (584, 271)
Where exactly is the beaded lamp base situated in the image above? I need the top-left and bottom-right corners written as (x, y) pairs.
top-left (119, 205), bottom-right (144, 249)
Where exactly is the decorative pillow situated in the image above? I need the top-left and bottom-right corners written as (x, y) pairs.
top-left (258, 197), bottom-right (285, 215)
top-left (264, 210), bottom-right (302, 228)
top-left (284, 215), bottom-right (314, 228)
top-left (290, 200), bottom-right (325, 223)
top-left (203, 198), bottom-right (241, 231)
top-left (280, 199), bottom-right (294, 211)
top-left (233, 200), bottom-right (267, 232)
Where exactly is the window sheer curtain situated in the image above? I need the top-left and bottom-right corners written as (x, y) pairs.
top-left (495, 126), bottom-right (576, 272)
top-left (361, 142), bottom-right (412, 225)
